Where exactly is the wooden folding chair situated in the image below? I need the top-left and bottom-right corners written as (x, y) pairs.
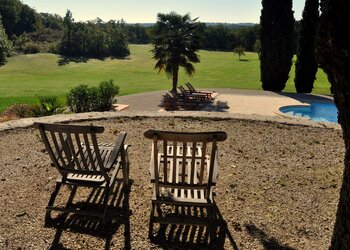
top-left (144, 129), bottom-right (227, 240)
top-left (34, 122), bottom-right (129, 222)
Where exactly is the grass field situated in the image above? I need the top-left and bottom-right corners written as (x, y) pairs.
top-left (0, 44), bottom-right (331, 113)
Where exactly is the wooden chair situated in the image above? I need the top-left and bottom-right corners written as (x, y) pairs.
top-left (144, 129), bottom-right (227, 240)
top-left (185, 82), bottom-right (214, 98)
top-left (178, 85), bottom-right (212, 102)
top-left (168, 90), bottom-right (202, 110)
top-left (34, 122), bottom-right (129, 222)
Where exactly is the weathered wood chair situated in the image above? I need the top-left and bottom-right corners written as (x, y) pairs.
top-left (144, 129), bottom-right (227, 240)
top-left (185, 82), bottom-right (214, 98)
top-left (34, 122), bottom-right (129, 222)
top-left (168, 90), bottom-right (202, 110)
top-left (178, 85), bottom-right (212, 102)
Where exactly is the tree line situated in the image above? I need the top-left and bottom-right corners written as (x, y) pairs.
top-left (1, 0), bottom-right (317, 95)
top-left (0, 0), bottom-right (267, 60)
top-left (59, 11), bottom-right (130, 58)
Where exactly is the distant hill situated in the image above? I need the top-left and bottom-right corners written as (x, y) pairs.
top-left (205, 22), bottom-right (257, 27)
top-left (130, 22), bottom-right (257, 28)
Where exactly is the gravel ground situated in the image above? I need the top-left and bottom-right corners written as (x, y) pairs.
top-left (0, 116), bottom-right (344, 249)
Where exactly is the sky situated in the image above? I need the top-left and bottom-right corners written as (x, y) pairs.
top-left (21, 0), bottom-right (307, 24)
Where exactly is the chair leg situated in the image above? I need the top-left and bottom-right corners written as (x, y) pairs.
top-left (149, 202), bottom-right (155, 239)
top-left (102, 187), bottom-right (110, 223)
top-left (45, 182), bottom-right (62, 224)
top-left (208, 206), bottom-right (216, 244)
top-left (122, 150), bottom-right (129, 187)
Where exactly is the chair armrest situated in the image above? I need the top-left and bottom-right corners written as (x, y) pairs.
top-left (106, 131), bottom-right (127, 169)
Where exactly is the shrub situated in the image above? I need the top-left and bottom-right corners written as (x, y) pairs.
top-left (22, 42), bottom-right (40, 54)
top-left (97, 80), bottom-right (120, 111)
top-left (48, 43), bottom-right (59, 54)
top-left (66, 80), bottom-right (119, 113)
top-left (1, 104), bottom-right (33, 118)
top-left (32, 96), bottom-right (64, 117)
top-left (67, 85), bottom-right (95, 113)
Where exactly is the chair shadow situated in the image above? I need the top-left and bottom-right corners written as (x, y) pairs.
top-left (150, 203), bottom-right (239, 250)
top-left (45, 180), bottom-right (133, 250)
top-left (244, 223), bottom-right (296, 250)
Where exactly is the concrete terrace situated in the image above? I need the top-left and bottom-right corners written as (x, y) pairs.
top-left (0, 89), bottom-right (338, 132)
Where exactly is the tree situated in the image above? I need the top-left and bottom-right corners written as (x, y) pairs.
top-left (60, 10), bottom-right (74, 55)
top-left (253, 39), bottom-right (261, 57)
top-left (317, 0), bottom-right (350, 248)
top-left (0, 18), bottom-right (12, 66)
top-left (151, 12), bottom-right (201, 92)
top-left (260, 0), bottom-right (295, 91)
top-left (0, 0), bottom-right (21, 37)
top-left (294, 0), bottom-right (319, 93)
top-left (13, 4), bottom-right (38, 35)
top-left (233, 46), bottom-right (246, 61)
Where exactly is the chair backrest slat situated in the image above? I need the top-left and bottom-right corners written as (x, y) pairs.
top-left (181, 142), bottom-right (186, 183)
top-left (144, 129), bottom-right (227, 199)
top-left (83, 133), bottom-right (98, 172)
top-left (163, 141), bottom-right (168, 184)
top-left (185, 82), bottom-right (196, 92)
top-left (38, 128), bottom-right (65, 176)
top-left (50, 131), bottom-right (69, 169)
top-left (172, 141), bottom-right (177, 184)
top-left (91, 132), bottom-right (109, 181)
top-left (190, 142), bottom-right (197, 185)
top-left (66, 132), bottom-right (82, 171)
top-left (34, 122), bottom-right (107, 179)
top-left (58, 132), bottom-right (73, 169)
top-left (75, 133), bottom-right (89, 170)
top-left (153, 137), bottom-right (160, 197)
top-left (207, 139), bottom-right (217, 199)
top-left (199, 142), bottom-right (207, 185)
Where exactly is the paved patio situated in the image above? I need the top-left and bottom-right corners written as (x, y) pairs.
top-left (117, 88), bottom-right (334, 117)
top-left (0, 89), bottom-right (338, 132)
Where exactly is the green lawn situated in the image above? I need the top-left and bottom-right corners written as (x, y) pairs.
top-left (0, 44), bottom-right (331, 113)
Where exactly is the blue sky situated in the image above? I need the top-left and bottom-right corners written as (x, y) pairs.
top-left (22, 0), bottom-right (306, 23)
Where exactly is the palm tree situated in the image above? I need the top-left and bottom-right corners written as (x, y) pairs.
top-left (151, 12), bottom-right (201, 92)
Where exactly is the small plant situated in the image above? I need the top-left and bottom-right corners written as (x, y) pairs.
top-left (67, 80), bottom-right (119, 113)
top-left (32, 96), bottom-right (64, 117)
top-left (1, 104), bottom-right (33, 118)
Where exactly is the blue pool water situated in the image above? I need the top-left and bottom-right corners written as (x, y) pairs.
top-left (280, 102), bottom-right (338, 123)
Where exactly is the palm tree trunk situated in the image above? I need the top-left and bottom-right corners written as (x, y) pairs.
top-left (172, 65), bottom-right (179, 92)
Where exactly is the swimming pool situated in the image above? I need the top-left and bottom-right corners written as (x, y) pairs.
top-left (279, 102), bottom-right (338, 123)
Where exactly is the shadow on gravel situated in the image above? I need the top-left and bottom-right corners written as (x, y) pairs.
top-left (245, 223), bottom-right (296, 250)
top-left (150, 204), bottom-right (238, 250)
top-left (45, 180), bottom-right (133, 250)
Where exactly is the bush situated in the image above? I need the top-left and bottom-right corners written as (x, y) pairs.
top-left (97, 80), bottom-right (120, 111)
top-left (32, 96), bottom-right (64, 117)
top-left (67, 80), bottom-right (119, 113)
top-left (1, 104), bottom-right (33, 118)
top-left (22, 42), bottom-right (40, 54)
top-left (48, 43), bottom-right (59, 54)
